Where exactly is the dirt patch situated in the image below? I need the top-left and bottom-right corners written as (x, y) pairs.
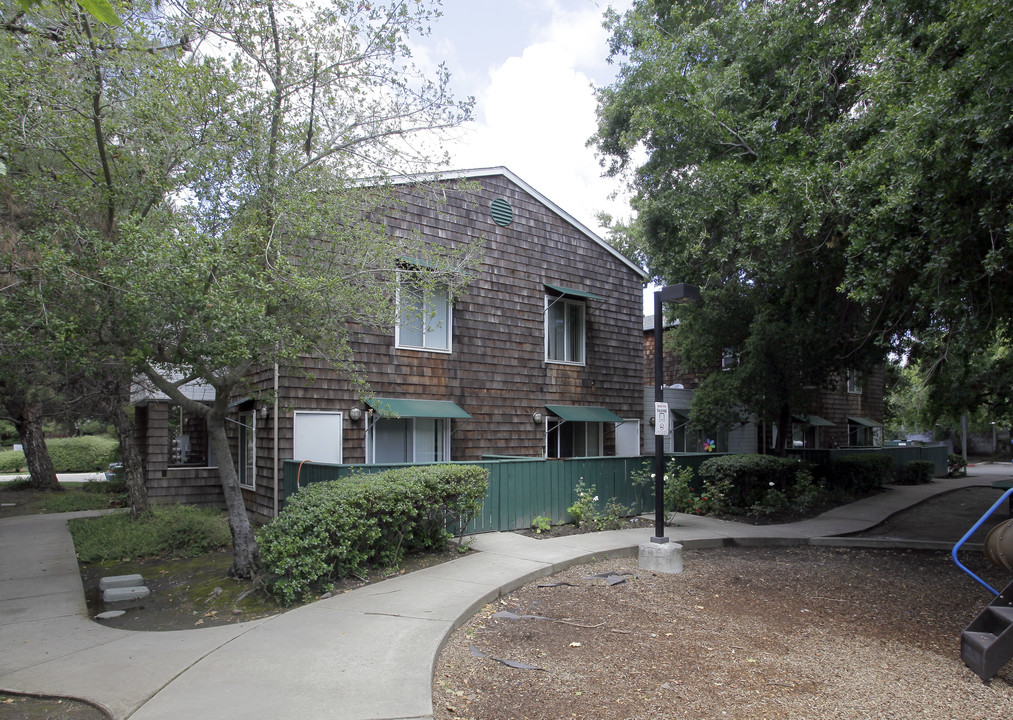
top-left (434, 546), bottom-right (1013, 720)
top-left (0, 693), bottom-right (107, 720)
top-left (80, 544), bottom-right (472, 632)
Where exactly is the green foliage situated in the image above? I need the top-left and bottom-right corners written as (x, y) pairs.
top-left (665, 456), bottom-right (832, 519)
top-left (896, 461), bottom-right (934, 486)
top-left (948, 454), bottom-right (968, 477)
top-left (698, 455), bottom-right (804, 511)
top-left (258, 465), bottom-right (488, 605)
top-left (829, 454), bottom-right (894, 494)
top-left (0, 451), bottom-right (24, 473)
top-left (565, 479), bottom-right (631, 531)
top-left (44, 436), bottom-right (119, 472)
top-left (0, 436), bottom-right (118, 473)
top-left (566, 479), bottom-right (599, 527)
top-left (531, 516), bottom-right (552, 534)
top-left (69, 506), bottom-right (232, 562)
top-left (595, 0), bottom-right (1013, 431)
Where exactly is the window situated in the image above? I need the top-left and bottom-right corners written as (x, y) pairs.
top-left (237, 410), bottom-right (255, 489)
top-left (546, 296), bottom-right (585, 364)
top-left (396, 272), bottom-right (451, 352)
top-left (292, 411), bottom-right (343, 464)
top-left (369, 417), bottom-right (450, 463)
top-left (847, 370), bottom-right (863, 394)
top-left (547, 421), bottom-right (602, 458)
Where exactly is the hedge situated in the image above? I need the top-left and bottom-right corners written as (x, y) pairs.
top-left (698, 454), bottom-right (803, 509)
top-left (896, 460), bottom-right (934, 485)
top-left (0, 436), bottom-right (119, 473)
top-left (828, 453), bottom-right (894, 493)
top-left (258, 464), bottom-right (488, 605)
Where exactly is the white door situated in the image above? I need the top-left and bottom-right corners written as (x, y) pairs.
top-left (616, 419), bottom-right (641, 457)
top-left (293, 411), bottom-right (343, 464)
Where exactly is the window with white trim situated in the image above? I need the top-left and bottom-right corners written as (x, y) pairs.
top-left (545, 296), bottom-right (585, 364)
top-left (547, 420), bottom-right (602, 458)
top-left (237, 410), bottom-right (255, 489)
top-left (369, 417), bottom-right (450, 463)
top-left (396, 272), bottom-right (451, 352)
top-left (847, 370), bottom-right (863, 394)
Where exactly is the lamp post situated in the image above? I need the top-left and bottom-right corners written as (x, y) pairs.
top-left (652, 283), bottom-right (701, 543)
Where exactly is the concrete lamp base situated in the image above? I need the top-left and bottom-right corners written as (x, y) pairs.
top-left (638, 540), bottom-right (684, 575)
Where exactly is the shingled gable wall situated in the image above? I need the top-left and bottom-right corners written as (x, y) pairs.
top-left (228, 168), bottom-right (647, 520)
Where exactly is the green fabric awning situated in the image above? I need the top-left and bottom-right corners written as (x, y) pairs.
top-left (848, 416), bottom-right (881, 428)
top-left (366, 398), bottom-right (471, 419)
top-left (545, 405), bottom-right (624, 423)
top-left (544, 283), bottom-right (606, 301)
top-left (793, 414), bottom-right (836, 427)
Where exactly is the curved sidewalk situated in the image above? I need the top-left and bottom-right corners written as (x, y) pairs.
top-left (1, 468), bottom-right (1007, 719)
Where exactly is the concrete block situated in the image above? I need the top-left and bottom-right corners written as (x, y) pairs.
top-left (638, 541), bottom-right (684, 575)
top-left (99, 574), bottom-right (144, 591)
top-left (103, 586), bottom-right (150, 603)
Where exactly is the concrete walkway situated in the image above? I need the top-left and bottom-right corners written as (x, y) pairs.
top-left (1, 466), bottom-right (1009, 720)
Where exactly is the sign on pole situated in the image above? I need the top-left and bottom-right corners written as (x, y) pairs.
top-left (654, 402), bottom-right (669, 436)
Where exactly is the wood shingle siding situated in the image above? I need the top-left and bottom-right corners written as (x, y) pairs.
top-left (205, 168), bottom-right (646, 520)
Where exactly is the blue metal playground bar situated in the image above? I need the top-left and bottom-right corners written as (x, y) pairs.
top-left (951, 488), bottom-right (1013, 596)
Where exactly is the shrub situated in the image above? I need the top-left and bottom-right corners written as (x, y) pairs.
top-left (69, 505), bottom-right (232, 562)
top-left (830, 453), bottom-right (893, 494)
top-left (897, 460), bottom-right (934, 485)
top-left (948, 454), bottom-right (967, 477)
top-left (698, 455), bottom-right (803, 511)
top-left (531, 515), bottom-right (552, 534)
top-left (0, 436), bottom-right (119, 473)
top-left (567, 479), bottom-right (598, 527)
top-left (0, 450), bottom-right (24, 473)
top-left (258, 464), bottom-right (488, 605)
top-left (46, 436), bottom-right (120, 472)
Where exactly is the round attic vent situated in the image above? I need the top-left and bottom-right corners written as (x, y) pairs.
top-left (490, 197), bottom-right (513, 227)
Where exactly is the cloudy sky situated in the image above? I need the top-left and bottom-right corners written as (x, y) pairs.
top-left (413, 0), bottom-right (635, 241)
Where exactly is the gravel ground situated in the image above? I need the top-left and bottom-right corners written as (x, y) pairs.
top-left (434, 545), bottom-right (1013, 720)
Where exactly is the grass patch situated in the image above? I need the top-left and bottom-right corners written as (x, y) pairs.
top-left (0, 480), bottom-right (117, 517)
top-left (69, 505), bottom-right (233, 562)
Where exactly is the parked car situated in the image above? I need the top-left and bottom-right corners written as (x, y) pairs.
top-left (104, 462), bottom-right (123, 482)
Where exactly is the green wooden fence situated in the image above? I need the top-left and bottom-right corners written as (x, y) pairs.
top-left (786, 445), bottom-right (950, 477)
top-left (284, 449), bottom-right (914, 534)
top-left (282, 455), bottom-right (724, 534)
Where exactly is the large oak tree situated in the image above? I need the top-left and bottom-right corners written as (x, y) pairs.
top-left (594, 0), bottom-right (1013, 441)
top-left (1, 0), bottom-right (476, 577)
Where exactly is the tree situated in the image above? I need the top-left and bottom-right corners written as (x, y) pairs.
top-left (594, 0), bottom-right (886, 443)
top-left (593, 0), bottom-right (1013, 439)
top-left (2, 0), bottom-right (474, 578)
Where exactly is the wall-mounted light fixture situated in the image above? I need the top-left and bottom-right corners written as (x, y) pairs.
top-left (349, 407), bottom-right (363, 422)
top-left (532, 412), bottom-right (543, 424)
top-left (257, 406), bottom-right (269, 420)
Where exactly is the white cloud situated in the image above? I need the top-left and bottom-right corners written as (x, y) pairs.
top-left (427, 2), bottom-right (634, 237)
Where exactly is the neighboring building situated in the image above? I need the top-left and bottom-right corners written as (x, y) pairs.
top-left (642, 316), bottom-right (884, 454)
top-left (133, 168), bottom-right (648, 521)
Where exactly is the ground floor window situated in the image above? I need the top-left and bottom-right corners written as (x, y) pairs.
top-left (689, 428), bottom-right (728, 454)
top-left (547, 421), bottom-right (602, 458)
top-left (369, 417), bottom-right (450, 464)
top-left (168, 404), bottom-right (209, 466)
top-left (849, 422), bottom-right (873, 447)
top-left (237, 410), bottom-right (255, 489)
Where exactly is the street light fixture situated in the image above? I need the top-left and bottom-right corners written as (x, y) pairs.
top-left (652, 283), bottom-right (701, 543)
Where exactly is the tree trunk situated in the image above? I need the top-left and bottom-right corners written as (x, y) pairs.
top-left (9, 399), bottom-right (61, 491)
top-left (110, 396), bottom-right (150, 517)
top-left (207, 417), bottom-right (260, 579)
top-left (773, 404), bottom-right (793, 458)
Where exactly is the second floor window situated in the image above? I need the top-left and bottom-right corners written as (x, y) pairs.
top-left (397, 272), bottom-right (451, 352)
top-left (546, 296), bottom-right (585, 364)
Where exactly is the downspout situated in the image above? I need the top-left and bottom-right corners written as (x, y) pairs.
top-left (273, 363), bottom-right (279, 518)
